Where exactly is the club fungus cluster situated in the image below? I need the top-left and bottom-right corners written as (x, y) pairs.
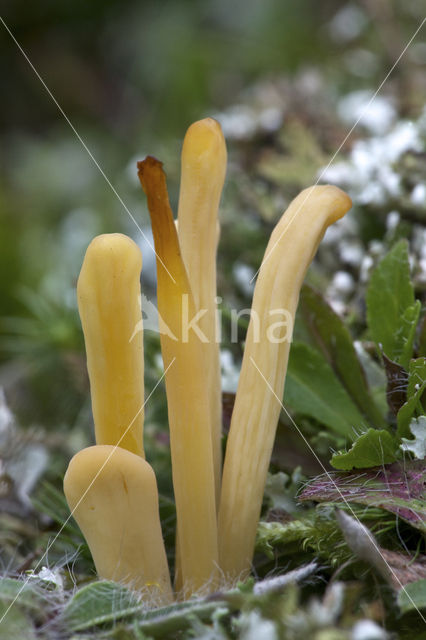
top-left (64, 117), bottom-right (352, 604)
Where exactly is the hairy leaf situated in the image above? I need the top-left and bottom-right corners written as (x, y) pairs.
top-left (62, 581), bottom-right (141, 632)
top-left (62, 580), bottom-right (228, 635)
top-left (0, 605), bottom-right (37, 640)
top-left (0, 578), bottom-right (46, 617)
top-left (0, 578), bottom-right (54, 638)
top-left (299, 460), bottom-right (426, 531)
top-left (330, 429), bottom-right (397, 470)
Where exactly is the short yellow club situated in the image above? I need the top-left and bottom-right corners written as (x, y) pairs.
top-left (64, 445), bottom-right (173, 605)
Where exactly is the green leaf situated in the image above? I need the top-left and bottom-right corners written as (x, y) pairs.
top-left (63, 580), bottom-right (228, 637)
top-left (0, 578), bottom-right (49, 637)
top-left (284, 342), bottom-right (366, 439)
top-left (0, 604), bottom-right (37, 640)
top-left (418, 315), bottom-right (426, 357)
top-left (62, 581), bottom-right (141, 632)
top-left (354, 343), bottom-right (388, 417)
top-left (0, 578), bottom-right (46, 617)
top-left (400, 300), bottom-right (421, 368)
top-left (299, 285), bottom-right (386, 428)
top-left (396, 384), bottom-right (426, 441)
top-left (396, 359), bottom-right (426, 441)
top-left (401, 416), bottom-right (426, 459)
top-left (366, 240), bottom-right (418, 368)
top-left (330, 429), bottom-right (398, 470)
top-left (407, 357), bottom-right (426, 399)
top-left (398, 579), bottom-right (426, 614)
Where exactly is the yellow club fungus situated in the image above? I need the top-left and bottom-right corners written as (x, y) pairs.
top-left (218, 186), bottom-right (352, 581)
top-left (138, 156), bottom-right (219, 598)
top-left (64, 445), bottom-right (173, 605)
top-left (177, 118), bottom-right (227, 503)
top-left (77, 234), bottom-right (145, 457)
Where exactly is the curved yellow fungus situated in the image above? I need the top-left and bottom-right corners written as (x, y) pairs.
top-left (218, 186), bottom-right (352, 581)
top-left (64, 445), bottom-right (173, 605)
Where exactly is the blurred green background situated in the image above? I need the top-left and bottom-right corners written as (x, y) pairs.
top-left (1, 0), bottom-right (425, 431)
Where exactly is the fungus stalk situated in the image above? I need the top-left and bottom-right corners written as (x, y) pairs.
top-left (177, 118), bottom-right (227, 502)
top-left (77, 234), bottom-right (145, 457)
top-left (218, 186), bottom-right (352, 581)
top-left (64, 445), bottom-right (173, 605)
top-left (138, 157), bottom-right (219, 597)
